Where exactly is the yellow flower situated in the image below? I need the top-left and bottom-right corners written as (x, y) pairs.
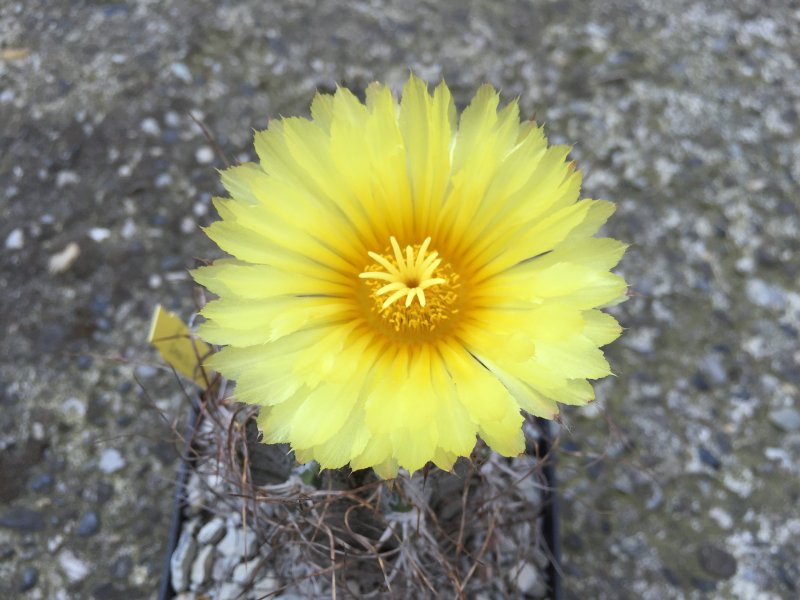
top-left (193, 75), bottom-right (627, 478)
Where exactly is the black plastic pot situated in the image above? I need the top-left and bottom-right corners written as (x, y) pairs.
top-left (159, 415), bottom-right (562, 600)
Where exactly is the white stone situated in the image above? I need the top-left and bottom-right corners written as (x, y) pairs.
top-left (165, 111), bottom-right (181, 127)
top-left (48, 242), bottom-right (80, 274)
top-left (212, 554), bottom-right (239, 582)
top-left (746, 279), bottom-right (787, 311)
top-left (232, 555), bottom-right (264, 584)
top-left (195, 145), bottom-right (214, 164)
top-left (513, 560), bottom-right (547, 597)
top-left (709, 507), bottom-right (734, 530)
top-left (61, 397), bottom-right (86, 421)
top-left (190, 545), bottom-right (214, 587)
top-left (217, 582), bottom-right (244, 600)
top-left (5, 228), bottom-right (24, 249)
top-left (98, 448), bottom-right (125, 473)
top-left (120, 218), bottom-right (137, 239)
top-left (170, 62), bottom-right (193, 84)
top-left (88, 227), bottom-right (111, 242)
top-left (217, 526), bottom-right (259, 558)
top-left (140, 117), bottom-right (161, 136)
top-left (59, 550), bottom-right (90, 582)
top-left (197, 517), bottom-right (226, 544)
top-left (171, 530), bottom-right (197, 593)
top-left (252, 570), bottom-right (280, 596)
top-left (31, 422), bottom-right (45, 440)
top-left (180, 216), bottom-right (196, 234)
top-left (56, 170), bottom-right (80, 187)
top-left (193, 201), bottom-right (208, 217)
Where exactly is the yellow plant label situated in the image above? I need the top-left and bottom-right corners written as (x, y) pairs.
top-left (147, 304), bottom-right (212, 387)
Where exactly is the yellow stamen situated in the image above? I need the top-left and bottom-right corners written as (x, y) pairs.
top-left (359, 237), bottom-right (461, 339)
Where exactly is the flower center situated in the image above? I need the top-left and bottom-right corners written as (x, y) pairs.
top-left (359, 237), bottom-right (461, 340)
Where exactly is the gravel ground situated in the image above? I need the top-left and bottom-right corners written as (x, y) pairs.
top-left (1, 0), bottom-right (798, 598)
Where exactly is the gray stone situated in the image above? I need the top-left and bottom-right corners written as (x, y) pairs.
top-left (0, 507), bottom-right (45, 532)
top-left (170, 530), bottom-right (197, 592)
top-left (190, 545), bottom-right (214, 588)
top-left (19, 566), bottom-right (38, 592)
top-left (769, 407), bottom-right (800, 432)
top-left (697, 543), bottom-right (737, 580)
top-left (699, 353), bottom-right (727, 385)
top-left (77, 511), bottom-right (101, 537)
top-left (197, 517), bottom-right (226, 544)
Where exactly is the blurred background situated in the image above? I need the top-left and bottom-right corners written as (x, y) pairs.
top-left (1, 0), bottom-right (798, 598)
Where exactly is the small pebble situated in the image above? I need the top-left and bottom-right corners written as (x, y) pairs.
top-left (193, 201), bottom-right (208, 217)
top-left (769, 407), bottom-right (800, 432)
top-left (88, 227), bottom-right (111, 242)
top-left (0, 507), bottom-right (45, 532)
top-left (170, 62), bottom-right (193, 84)
top-left (140, 117), bottom-right (161, 136)
top-left (180, 216), bottom-right (196, 234)
top-left (135, 364), bottom-right (158, 379)
top-left (195, 146), bottom-right (215, 165)
top-left (48, 242), bottom-right (81, 274)
top-left (5, 228), bottom-right (24, 250)
top-left (155, 173), bottom-right (173, 188)
top-left (77, 511), bottom-right (101, 537)
top-left (56, 170), bottom-right (80, 187)
top-left (62, 397), bottom-right (86, 421)
top-left (120, 218), bottom-right (137, 239)
top-left (190, 545), bottom-right (214, 587)
top-left (59, 550), bottom-right (90, 582)
top-left (31, 422), bottom-right (45, 440)
top-left (217, 582), bottom-right (244, 600)
top-left (697, 543), bottom-right (737, 580)
top-left (29, 473), bottom-right (54, 492)
top-left (513, 560), bottom-right (547, 597)
top-left (19, 566), bottom-right (38, 592)
top-left (212, 554), bottom-right (239, 582)
top-left (232, 555), bottom-right (264, 585)
top-left (698, 446), bottom-right (722, 470)
top-left (745, 279), bottom-right (787, 311)
top-left (171, 530), bottom-right (197, 593)
top-left (197, 518), bottom-right (226, 545)
top-left (217, 527), bottom-right (258, 559)
top-left (165, 111), bottom-right (181, 127)
top-left (98, 448), bottom-right (125, 474)
top-left (111, 555), bottom-right (133, 579)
